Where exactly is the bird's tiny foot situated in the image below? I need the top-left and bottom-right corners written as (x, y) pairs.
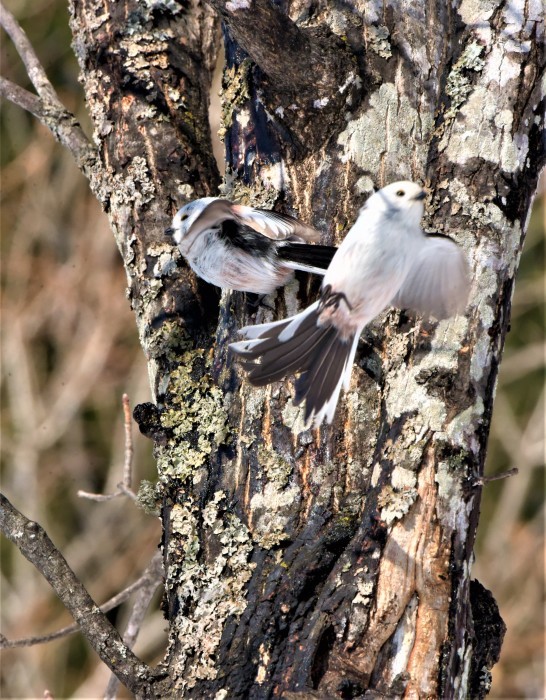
top-left (245, 293), bottom-right (275, 313)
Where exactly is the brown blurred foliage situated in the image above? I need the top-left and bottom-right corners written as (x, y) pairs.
top-left (0, 1), bottom-right (544, 697)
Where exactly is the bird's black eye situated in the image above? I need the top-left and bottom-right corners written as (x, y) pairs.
top-left (180, 214), bottom-right (189, 221)
top-left (396, 190), bottom-right (405, 197)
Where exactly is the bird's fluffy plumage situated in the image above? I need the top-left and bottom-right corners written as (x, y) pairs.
top-left (230, 181), bottom-right (469, 429)
top-left (165, 197), bottom-right (336, 294)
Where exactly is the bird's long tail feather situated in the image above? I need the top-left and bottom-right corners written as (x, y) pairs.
top-left (230, 302), bottom-right (357, 428)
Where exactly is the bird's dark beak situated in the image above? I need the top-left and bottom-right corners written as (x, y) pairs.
top-left (164, 227), bottom-right (174, 236)
top-left (413, 191), bottom-right (426, 201)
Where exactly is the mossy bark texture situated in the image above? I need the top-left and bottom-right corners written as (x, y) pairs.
top-left (68, 1), bottom-right (544, 697)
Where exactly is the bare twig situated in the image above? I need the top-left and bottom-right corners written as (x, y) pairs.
top-left (0, 1), bottom-right (62, 106)
top-left (122, 393), bottom-right (134, 488)
top-left (78, 394), bottom-right (137, 502)
top-left (0, 551), bottom-right (163, 649)
top-left (0, 492), bottom-right (166, 696)
top-left (104, 551), bottom-right (164, 700)
top-left (0, 77), bottom-right (95, 177)
top-left (0, 76), bottom-right (43, 117)
top-left (473, 467), bottom-right (519, 486)
top-left (76, 489), bottom-right (124, 502)
top-left (0, 7), bottom-right (96, 177)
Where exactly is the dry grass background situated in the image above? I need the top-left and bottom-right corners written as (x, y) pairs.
top-left (1, 1), bottom-right (544, 698)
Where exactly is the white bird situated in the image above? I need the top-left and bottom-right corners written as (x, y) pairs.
top-left (229, 181), bottom-right (469, 428)
top-left (165, 197), bottom-right (337, 294)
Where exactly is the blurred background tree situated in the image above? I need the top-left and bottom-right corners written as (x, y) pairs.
top-left (0, 0), bottom-right (543, 697)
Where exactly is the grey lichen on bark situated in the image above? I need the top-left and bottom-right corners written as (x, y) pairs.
top-left (174, 1), bottom-right (543, 698)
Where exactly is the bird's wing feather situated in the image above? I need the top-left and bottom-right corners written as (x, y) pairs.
top-left (392, 234), bottom-right (469, 320)
top-left (185, 199), bottom-right (235, 238)
top-left (231, 205), bottom-right (321, 242)
top-left (277, 243), bottom-right (337, 274)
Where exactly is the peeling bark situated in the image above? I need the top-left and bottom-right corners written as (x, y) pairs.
top-left (3, 0), bottom-right (544, 697)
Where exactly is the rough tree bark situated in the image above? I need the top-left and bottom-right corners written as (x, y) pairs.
top-left (2, 0), bottom-right (544, 698)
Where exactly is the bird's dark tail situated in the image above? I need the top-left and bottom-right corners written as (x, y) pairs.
top-left (230, 302), bottom-right (358, 427)
top-left (278, 243), bottom-right (337, 275)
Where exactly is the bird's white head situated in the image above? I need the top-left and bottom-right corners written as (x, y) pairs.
top-left (362, 181), bottom-right (426, 228)
top-left (165, 197), bottom-right (219, 246)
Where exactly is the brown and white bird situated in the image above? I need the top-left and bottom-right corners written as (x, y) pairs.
top-left (165, 197), bottom-right (337, 294)
top-left (230, 181), bottom-right (469, 428)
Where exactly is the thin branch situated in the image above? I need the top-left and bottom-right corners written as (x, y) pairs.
top-left (0, 493), bottom-right (167, 697)
top-left (0, 3), bottom-right (96, 177)
top-left (0, 76), bottom-right (42, 117)
top-left (104, 551), bottom-right (164, 700)
top-left (76, 489), bottom-right (125, 502)
top-left (77, 482), bottom-right (137, 502)
top-left (0, 1), bottom-right (63, 106)
top-left (477, 467), bottom-right (519, 485)
top-left (78, 394), bottom-right (137, 501)
top-left (0, 76), bottom-right (96, 178)
top-left (122, 393), bottom-right (134, 488)
top-left (0, 551), bottom-right (163, 649)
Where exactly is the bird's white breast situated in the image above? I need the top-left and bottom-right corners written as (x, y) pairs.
top-left (185, 229), bottom-right (291, 293)
top-left (323, 208), bottom-right (420, 327)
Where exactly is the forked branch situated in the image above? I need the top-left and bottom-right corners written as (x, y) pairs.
top-left (0, 2), bottom-right (96, 176)
top-left (0, 493), bottom-right (167, 697)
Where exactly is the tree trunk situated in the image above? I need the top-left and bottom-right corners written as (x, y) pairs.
top-left (21, 0), bottom-right (546, 697)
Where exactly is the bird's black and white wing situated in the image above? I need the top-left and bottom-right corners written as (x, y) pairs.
top-left (231, 204), bottom-right (321, 242)
top-left (187, 199), bottom-right (321, 242)
top-left (392, 234), bottom-right (469, 320)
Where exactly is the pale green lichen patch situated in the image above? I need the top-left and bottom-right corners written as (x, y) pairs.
top-left (84, 70), bottom-right (115, 142)
top-left (345, 383), bottom-right (380, 429)
top-left (258, 445), bottom-right (293, 487)
top-left (220, 170), bottom-right (280, 210)
top-left (157, 350), bottom-right (228, 483)
top-left (446, 398), bottom-right (484, 454)
top-left (136, 479), bottom-right (162, 516)
top-left (424, 315), bottom-right (469, 371)
top-left (365, 25), bottom-right (392, 58)
top-left (391, 465), bottom-right (418, 491)
top-left (443, 41), bottom-right (485, 121)
top-left (110, 155), bottom-right (156, 209)
top-left (281, 399), bottom-right (307, 435)
top-left (146, 241), bottom-right (179, 278)
top-left (378, 484), bottom-right (418, 525)
top-left (353, 578), bottom-right (374, 606)
top-left (443, 181), bottom-right (523, 388)
top-left (249, 482), bottom-right (300, 548)
top-left (385, 363), bottom-right (447, 432)
top-left (219, 59), bottom-right (252, 141)
top-left (337, 83), bottom-right (434, 179)
top-left (348, 575), bottom-right (375, 637)
top-left (355, 175), bottom-right (375, 195)
top-left (146, 319), bottom-right (191, 363)
top-left (382, 309), bottom-right (474, 447)
top-left (167, 492), bottom-right (255, 690)
top-left (442, 88), bottom-right (527, 171)
top-left (435, 457), bottom-right (473, 533)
